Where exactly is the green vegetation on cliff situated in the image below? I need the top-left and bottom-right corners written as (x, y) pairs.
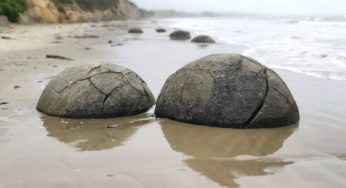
top-left (52, 0), bottom-right (117, 12)
top-left (0, 0), bottom-right (137, 23)
top-left (75, 0), bottom-right (116, 11)
top-left (0, 0), bottom-right (26, 22)
top-left (52, 0), bottom-right (73, 13)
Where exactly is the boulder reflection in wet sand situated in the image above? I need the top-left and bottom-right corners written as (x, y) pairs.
top-left (160, 119), bottom-right (297, 187)
top-left (186, 158), bottom-right (291, 187)
top-left (41, 114), bottom-right (154, 151)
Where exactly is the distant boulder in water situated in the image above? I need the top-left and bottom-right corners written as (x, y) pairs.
top-left (191, 35), bottom-right (216, 43)
top-left (155, 54), bottom-right (300, 129)
top-left (169, 30), bottom-right (191, 40)
top-left (156, 28), bottom-right (167, 33)
top-left (37, 64), bottom-right (155, 118)
top-left (128, 27), bottom-right (143, 34)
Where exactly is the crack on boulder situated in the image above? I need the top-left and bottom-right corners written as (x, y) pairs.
top-left (181, 75), bottom-right (195, 118)
top-left (101, 84), bottom-right (125, 112)
top-left (241, 55), bottom-right (262, 67)
top-left (88, 78), bottom-right (107, 95)
top-left (126, 82), bottom-right (143, 97)
top-left (90, 71), bottom-right (123, 78)
top-left (124, 74), bottom-right (146, 96)
top-left (181, 82), bottom-right (188, 103)
top-left (87, 65), bottom-right (102, 75)
top-left (123, 71), bottom-right (134, 78)
top-left (243, 69), bottom-right (269, 128)
top-left (100, 73), bottom-right (126, 111)
top-left (270, 86), bottom-right (290, 104)
top-left (132, 74), bottom-right (154, 103)
top-left (56, 71), bottom-right (123, 94)
top-left (139, 82), bottom-right (152, 101)
top-left (51, 88), bottom-right (62, 96)
top-left (56, 79), bottom-right (89, 94)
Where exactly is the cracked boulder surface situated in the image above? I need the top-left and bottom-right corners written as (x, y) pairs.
top-left (37, 64), bottom-right (155, 118)
top-left (155, 54), bottom-right (299, 128)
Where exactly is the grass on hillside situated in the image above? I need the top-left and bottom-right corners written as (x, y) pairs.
top-left (75, 0), bottom-right (116, 11)
top-left (0, 0), bottom-right (26, 22)
top-left (0, 0), bottom-right (118, 22)
top-left (52, 0), bottom-right (73, 13)
top-left (53, 0), bottom-right (117, 12)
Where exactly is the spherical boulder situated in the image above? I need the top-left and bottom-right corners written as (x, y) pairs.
top-left (128, 27), bottom-right (143, 34)
top-left (37, 64), bottom-right (155, 118)
top-left (191, 35), bottom-right (216, 43)
top-left (155, 54), bottom-right (299, 128)
top-left (156, 28), bottom-right (166, 33)
top-left (169, 30), bottom-right (191, 40)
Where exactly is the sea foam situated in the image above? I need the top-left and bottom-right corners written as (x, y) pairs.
top-left (170, 17), bottom-right (346, 80)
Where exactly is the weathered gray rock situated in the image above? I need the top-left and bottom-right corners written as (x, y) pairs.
top-left (191, 35), bottom-right (216, 43)
top-left (37, 64), bottom-right (155, 118)
top-left (0, 16), bottom-right (9, 26)
top-left (0, 16), bottom-right (9, 32)
top-left (128, 27), bottom-right (143, 33)
top-left (169, 30), bottom-right (191, 40)
top-left (155, 54), bottom-right (299, 128)
top-left (156, 28), bottom-right (166, 33)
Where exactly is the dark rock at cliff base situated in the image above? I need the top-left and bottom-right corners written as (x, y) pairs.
top-left (128, 27), bottom-right (143, 34)
top-left (156, 28), bottom-right (166, 33)
top-left (155, 54), bottom-right (299, 128)
top-left (169, 30), bottom-right (191, 40)
top-left (191, 35), bottom-right (216, 43)
top-left (0, 102), bottom-right (9, 105)
top-left (1, 36), bottom-right (13, 40)
top-left (37, 64), bottom-right (155, 118)
top-left (46, 54), bottom-right (73, 61)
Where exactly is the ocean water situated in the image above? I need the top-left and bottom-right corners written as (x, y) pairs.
top-left (169, 17), bottom-right (346, 80)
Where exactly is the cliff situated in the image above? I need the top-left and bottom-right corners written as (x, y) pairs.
top-left (19, 0), bottom-right (141, 23)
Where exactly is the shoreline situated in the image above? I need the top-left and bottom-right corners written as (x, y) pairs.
top-left (1, 19), bottom-right (346, 188)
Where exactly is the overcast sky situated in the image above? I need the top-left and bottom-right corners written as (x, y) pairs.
top-left (132, 0), bottom-right (346, 16)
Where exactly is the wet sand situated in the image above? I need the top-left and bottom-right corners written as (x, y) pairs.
top-left (0, 19), bottom-right (346, 188)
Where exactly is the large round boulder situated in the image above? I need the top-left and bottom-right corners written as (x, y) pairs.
top-left (37, 64), bottom-right (155, 118)
top-left (155, 54), bottom-right (299, 128)
top-left (191, 35), bottom-right (216, 43)
top-left (169, 30), bottom-right (191, 40)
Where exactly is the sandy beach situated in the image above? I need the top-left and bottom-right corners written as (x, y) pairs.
top-left (1, 19), bottom-right (346, 188)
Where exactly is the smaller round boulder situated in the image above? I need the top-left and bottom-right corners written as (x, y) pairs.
top-left (191, 35), bottom-right (216, 43)
top-left (37, 64), bottom-right (155, 118)
top-left (169, 30), bottom-right (191, 40)
top-left (156, 28), bottom-right (167, 33)
top-left (128, 27), bottom-right (143, 34)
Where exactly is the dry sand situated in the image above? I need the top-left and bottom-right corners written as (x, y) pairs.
top-left (0, 19), bottom-right (346, 188)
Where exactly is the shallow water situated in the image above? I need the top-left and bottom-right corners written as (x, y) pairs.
top-left (170, 17), bottom-right (346, 80)
top-left (0, 18), bottom-right (346, 187)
